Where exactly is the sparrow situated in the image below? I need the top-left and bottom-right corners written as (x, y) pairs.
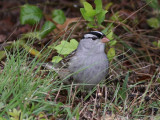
top-left (42, 31), bottom-right (109, 89)
top-left (68, 31), bottom-right (109, 89)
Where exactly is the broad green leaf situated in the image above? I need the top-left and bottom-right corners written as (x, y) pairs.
top-left (24, 21), bottom-right (55, 40)
top-left (70, 39), bottom-right (79, 48)
top-left (54, 39), bottom-right (78, 55)
top-left (20, 4), bottom-right (43, 25)
top-left (39, 21), bottom-right (56, 39)
top-left (107, 47), bottom-right (115, 61)
top-left (52, 9), bottom-right (66, 24)
top-left (83, 2), bottom-right (96, 17)
top-left (94, 0), bottom-right (102, 13)
top-left (52, 56), bottom-right (63, 63)
top-left (80, 8), bottom-right (94, 21)
top-left (96, 10), bottom-right (107, 25)
top-left (147, 17), bottom-right (160, 28)
top-left (80, 0), bottom-right (108, 27)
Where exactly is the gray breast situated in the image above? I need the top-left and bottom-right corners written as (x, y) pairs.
top-left (69, 53), bottom-right (108, 88)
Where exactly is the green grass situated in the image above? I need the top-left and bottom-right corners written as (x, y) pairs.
top-left (0, 48), bottom-right (66, 119)
top-left (0, 40), bottom-right (159, 119)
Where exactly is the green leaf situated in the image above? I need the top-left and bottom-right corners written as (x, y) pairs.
top-left (39, 21), bottom-right (56, 39)
top-left (83, 2), bottom-right (96, 17)
top-left (96, 10), bottom-right (107, 25)
top-left (52, 56), bottom-right (63, 63)
top-left (52, 9), bottom-right (66, 24)
top-left (80, 8), bottom-right (94, 21)
top-left (107, 48), bottom-right (115, 61)
top-left (94, 0), bottom-right (102, 13)
top-left (145, 0), bottom-right (160, 10)
top-left (54, 39), bottom-right (78, 55)
top-left (24, 21), bottom-right (55, 40)
top-left (20, 4), bottom-right (43, 25)
top-left (153, 40), bottom-right (160, 48)
top-left (152, 41), bottom-right (158, 46)
top-left (70, 39), bottom-right (79, 48)
top-left (80, 0), bottom-right (107, 27)
top-left (107, 30), bottom-right (114, 40)
top-left (109, 40), bottom-right (117, 46)
top-left (147, 17), bottom-right (160, 28)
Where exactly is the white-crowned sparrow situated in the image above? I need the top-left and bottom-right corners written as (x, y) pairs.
top-left (43, 31), bottom-right (109, 89)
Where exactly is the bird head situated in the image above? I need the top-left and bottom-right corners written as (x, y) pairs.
top-left (77, 31), bottom-right (110, 54)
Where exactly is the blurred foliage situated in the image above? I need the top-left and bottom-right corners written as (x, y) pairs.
top-left (147, 17), bottom-right (160, 28)
top-left (17, 4), bottom-right (67, 60)
top-left (145, 0), bottom-right (160, 48)
top-left (38, 21), bottom-right (56, 39)
top-left (54, 39), bottom-right (78, 55)
top-left (52, 39), bottom-right (78, 63)
top-left (107, 47), bottom-right (115, 61)
top-left (20, 4), bottom-right (43, 25)
top-left (145, 0), bottom-right (160, 29)
top-left (145, 0), bottom-right (160, 10)
top-left (52, 56), bottom-right (63, 63)
top-left (80, 0), bottom-right (108, 27)
top-left (52, 9), bottom-right (66, 24)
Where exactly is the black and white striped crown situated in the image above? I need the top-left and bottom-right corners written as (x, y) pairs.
top-left (85, 31), bottom-right (105, 39)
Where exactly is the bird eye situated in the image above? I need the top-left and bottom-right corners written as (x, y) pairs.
top-left (92, 37), bottom-right (97, 40)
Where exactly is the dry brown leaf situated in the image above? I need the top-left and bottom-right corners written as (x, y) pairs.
top-left (55, 17), bottom-right (80, 32)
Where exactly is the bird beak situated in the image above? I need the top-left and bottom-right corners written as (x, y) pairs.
top-left (101, 37), bottom-right (110, 43)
